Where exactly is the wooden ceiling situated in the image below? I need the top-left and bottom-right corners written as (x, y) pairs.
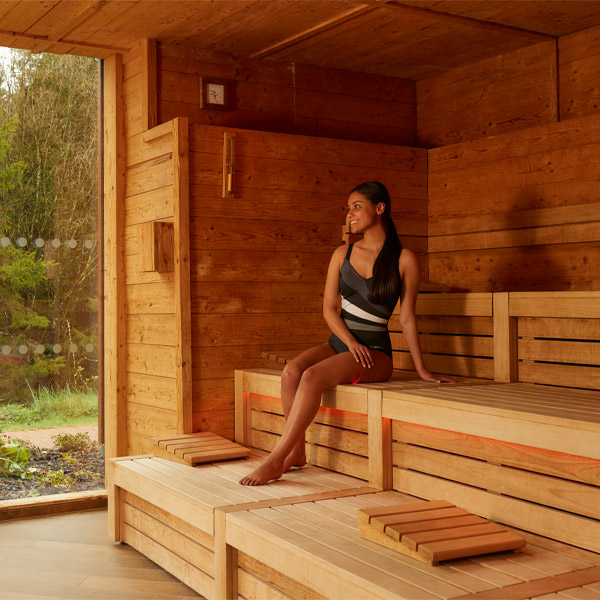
top-left (1, 1), bottom-right (600, 80)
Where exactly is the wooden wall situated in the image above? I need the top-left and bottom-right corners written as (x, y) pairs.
top-left (188, 125), bottom-right (426, 438)
top-left (418, 25), bottom-right (600, 147)
top-left (421, 25), bottom-right (600, 293)
top-left (428, 113), bottom-right (600, 292)
top-left (114, 43), bottom-right (192, 455)
top-left (157, 42), bottom-right (416, 146)
top-left (417, 40), bottom-right (558, 148)
top-left (560, 24), bottom-right (600, 121)
top-left (110, 40), bottom-right (425, 452)
top-left (108, 23), bottom-right (600, 452)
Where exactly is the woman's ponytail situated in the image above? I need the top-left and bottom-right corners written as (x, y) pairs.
top-left (350, 182), bottom-right (402, 306)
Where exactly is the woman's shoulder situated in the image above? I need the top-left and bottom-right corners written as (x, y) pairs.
top-left (398, 247), bottom-right (419, 273)
top-left (332, 244), bottom-right (350, 260)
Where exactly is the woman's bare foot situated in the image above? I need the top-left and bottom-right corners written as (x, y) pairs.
top-left (283, 445), bottom-right (306, 473)
top-left (239, 458), bottom-right (284, 486)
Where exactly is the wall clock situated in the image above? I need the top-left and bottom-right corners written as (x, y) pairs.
top-left (200, 77), bottom-right (230, 110)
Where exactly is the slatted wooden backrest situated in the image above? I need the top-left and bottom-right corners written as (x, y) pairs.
top-left (391, 293), bottom-right (494, 379)
top-left (508, 292), bottom-right (600, 389)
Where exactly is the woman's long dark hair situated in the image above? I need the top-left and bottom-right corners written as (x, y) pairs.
top-left (350, 181), bottom-right (402, 306)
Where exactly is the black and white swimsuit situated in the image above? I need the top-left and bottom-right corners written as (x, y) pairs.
top-left (328, 243), bottom-right (401, 359)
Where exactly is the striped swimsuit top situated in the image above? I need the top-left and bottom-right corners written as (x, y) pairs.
top-left (329, 243), bottom-right (401, 358)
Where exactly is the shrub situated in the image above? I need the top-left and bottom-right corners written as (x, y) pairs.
top-left (52, 431), bottom-right (93, 454)
top-left (0, 437), bottom-right (35, 478)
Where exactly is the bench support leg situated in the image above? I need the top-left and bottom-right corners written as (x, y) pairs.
top-left (214, 510), bottom-right (238, 600)
top-left (368, 390), bottom-right (391, 490)
top-left (107, 458), bottom-right (124, 543)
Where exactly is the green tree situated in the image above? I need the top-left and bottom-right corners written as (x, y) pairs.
top-left (0, 50), bottom-right (98, 400)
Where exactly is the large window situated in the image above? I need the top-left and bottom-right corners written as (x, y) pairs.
top-left (0, 50), bottom-right (100, 500)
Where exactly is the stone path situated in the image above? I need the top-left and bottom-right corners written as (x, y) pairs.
top-left (1, 424), bottom-right (99, 448)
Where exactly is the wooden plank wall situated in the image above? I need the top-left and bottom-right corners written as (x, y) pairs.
top-left (427, 114), bottom-right (600, 292)
top-left (157, 42), bottom-right (416, 146)
top-left (120, 43), bottom-right (192, 455)
top-left (188, 125), bottom-right (426, 438)
top-left (422, 25), bottom-right (600, 292)
top-left (560, 24), bottom-right (600, 121)
top-left (417, 40), bottom-right (558, 148)
top-left (418, 25), bottom-right (600, 147)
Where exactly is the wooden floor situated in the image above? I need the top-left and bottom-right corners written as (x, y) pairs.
top-left (0, 509), bottom-right (203, 600)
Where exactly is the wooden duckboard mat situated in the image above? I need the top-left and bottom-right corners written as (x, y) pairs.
top-left (358, 499), bottom-right (526, 565)
top-left (152, 432), bottom-right (250, 465)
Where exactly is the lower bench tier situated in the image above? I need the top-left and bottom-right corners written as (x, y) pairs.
top-left (110, 453), bottom-right (600, 600)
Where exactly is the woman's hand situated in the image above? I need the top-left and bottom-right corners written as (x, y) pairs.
top-left (417, 369), bottom-right (455, 384)
top-left (347, 341), bottom-right (375, 369)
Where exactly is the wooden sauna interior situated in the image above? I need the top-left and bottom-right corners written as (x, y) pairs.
top-left (112, 5), bottom-right (600, 459)
top-left (2, 0), bottom-right (597, 459)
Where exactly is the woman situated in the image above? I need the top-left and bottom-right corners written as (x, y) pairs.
top-left (240, 181), bottom-right (451, 486)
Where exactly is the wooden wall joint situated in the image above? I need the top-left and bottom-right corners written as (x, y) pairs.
top-left (172, 117), bottom-right (192, 434)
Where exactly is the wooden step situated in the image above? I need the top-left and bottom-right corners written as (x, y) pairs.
top-left (152, 432), bottom-right (251, 466)
top-left (358, 499), bottom-right (526, 565)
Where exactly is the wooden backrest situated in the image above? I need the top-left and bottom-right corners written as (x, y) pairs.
top-left (508, 291), bottom-right (600, 389)
top-left (391, 293), bottom-right (494, 379)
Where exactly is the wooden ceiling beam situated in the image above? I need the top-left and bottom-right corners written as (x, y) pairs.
top-left (0, 28), bottom-right (128, 54)
top-left (384, 2), bottom-right (557, 40)
top-left (249, 4), bottom-right (377, 59)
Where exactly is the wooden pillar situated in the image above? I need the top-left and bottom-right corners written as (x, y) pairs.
top-left (368, 389), bottom-right (391, 490)
top-left (493, 292), bottom-right (518, 382)
top-left (173, 117), bottom-right (193, 434)
top-left (103, 53), bottom-right (126, 459)
top-left (141, 39), bottom-right (157, 131)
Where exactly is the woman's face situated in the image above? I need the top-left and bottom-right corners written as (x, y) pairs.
top-left (346, 191), bottom-right (384, 234)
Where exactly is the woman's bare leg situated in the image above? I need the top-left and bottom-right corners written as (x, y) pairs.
top-left (280, 344), bottom-right (336, 472)
top-left (239, 350), bottom-right (392, 485)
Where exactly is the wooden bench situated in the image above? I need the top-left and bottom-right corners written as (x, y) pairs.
top-left (226, 489), bottom-right (600, 600)
top-left (109, 290), bottom-right (600, 599)
top-left (108, 451), bottom-right (374, 600)
top-left (387, 291), bottom-right (600, 553)
top-left (236, 293), bottom-right (498, 489)
top-left (236, 291), bottom-right (600, 551)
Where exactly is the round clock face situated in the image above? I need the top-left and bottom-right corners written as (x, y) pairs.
top-left (207, 82), bottom-right (225, 105)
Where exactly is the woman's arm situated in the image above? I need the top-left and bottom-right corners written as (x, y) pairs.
top-left (398, 250), bottom-right (453, 383)
top-left (323, 246), bottom-right (375, 368)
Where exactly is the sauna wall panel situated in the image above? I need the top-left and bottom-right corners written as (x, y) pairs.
top-left (119, 43), bottom-right (184, 455)
top-left (157, 42), bottom-right (416, 146)
top-left (417, 41), bottom-right (557, 147)
top-left (559, 24), bottom-right (600, 121)
top-left (189, 124), bottom-right (427, 438)
top-left (428, 113), bottom-right (600, 292)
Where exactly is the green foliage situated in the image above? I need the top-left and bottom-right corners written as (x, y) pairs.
top-left (0, 247), bottom-right (49, 294)
top-left (52, 431), bottom-right (93, 454)
top-left (0, 49), bottom-right (98, 399)
top-left (0, 116), bottom-right (25, 193)
top-left (0, 385), bottom-right (97, 430)
top-left (0, 437), bottom-right (35, 479)
top-left (36, 468), bottom-right (74, 488)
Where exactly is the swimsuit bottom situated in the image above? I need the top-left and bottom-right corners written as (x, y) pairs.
top-left (328, 328), bottom-right (393, 360)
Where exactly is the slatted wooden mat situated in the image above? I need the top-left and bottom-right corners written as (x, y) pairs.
top-left (152, 432), bottom-right (250, 465)
top-left (358, 499), bottom-right (526, 565)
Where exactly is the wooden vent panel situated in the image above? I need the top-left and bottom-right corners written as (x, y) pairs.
top-left (358, 499), bottom-right (526, 565)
